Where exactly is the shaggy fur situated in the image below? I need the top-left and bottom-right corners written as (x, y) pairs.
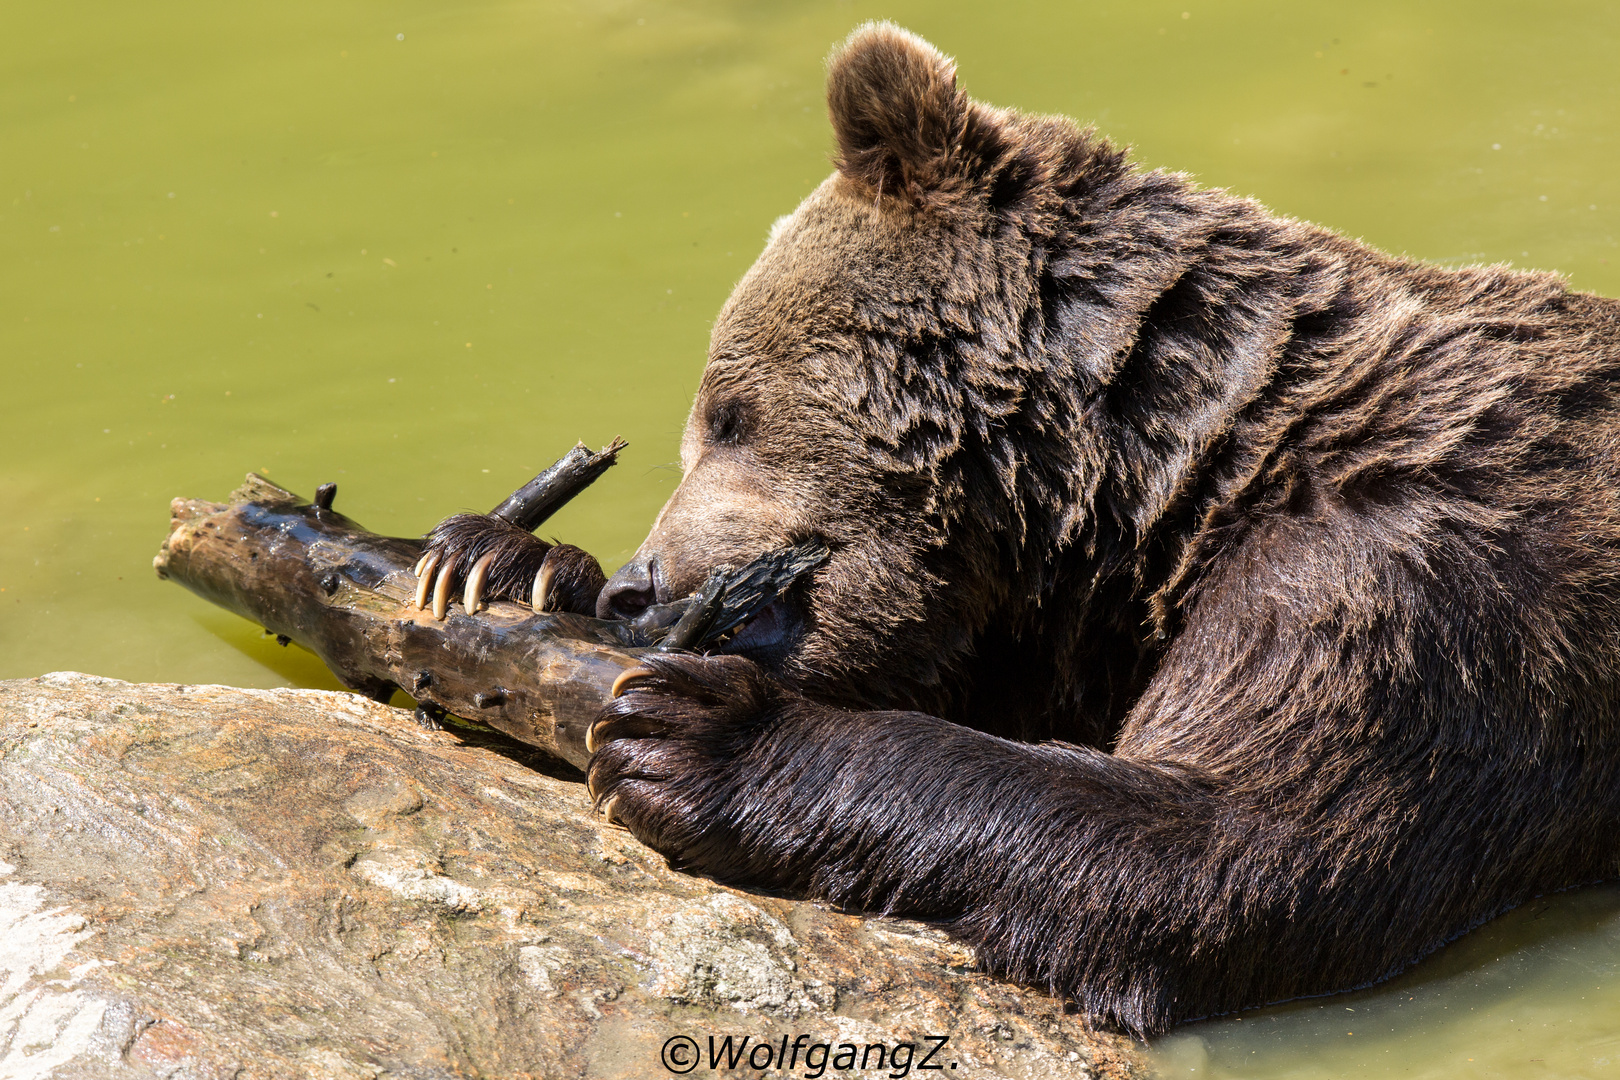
top-left (550, 23), bottom-right (1620, 1035)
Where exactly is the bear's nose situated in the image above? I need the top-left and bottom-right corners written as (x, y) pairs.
top-left (597, 555), bottom-right (660, 620)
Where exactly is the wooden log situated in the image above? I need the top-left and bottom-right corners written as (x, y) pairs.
top-left (153, 473), bottom-right (643, 770)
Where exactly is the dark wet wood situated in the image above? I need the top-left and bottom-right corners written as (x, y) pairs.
top-left (489, 437), bottom-right (627, 530)
top-left (153, 473), bottom-right (641, 770)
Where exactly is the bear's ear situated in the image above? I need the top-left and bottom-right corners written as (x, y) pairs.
top-left (827, 23), bottom-right (971, 200)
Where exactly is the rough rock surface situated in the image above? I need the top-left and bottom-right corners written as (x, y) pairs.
top-left (0, 674), bottom-right (1141, 1079)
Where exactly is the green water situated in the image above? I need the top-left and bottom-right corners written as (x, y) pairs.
top-left (1153, 885), bottom-right (1620, 1078)
top-left (4, 2), bottom-right (1617, 1075)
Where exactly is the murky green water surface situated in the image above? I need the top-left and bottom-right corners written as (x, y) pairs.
top-left (4, 2), bottom-right (1617, 1075)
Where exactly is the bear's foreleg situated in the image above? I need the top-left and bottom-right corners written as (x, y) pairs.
top-left (588, 652), bottom-right (1231, 1031)
top-left (587, 652), bottom-right (1536, 1037)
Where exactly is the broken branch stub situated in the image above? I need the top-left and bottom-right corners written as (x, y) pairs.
top-left (488, 437), bottom-right (628, 531)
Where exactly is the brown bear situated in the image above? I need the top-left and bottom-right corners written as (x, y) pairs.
top-left (418, 23), bottom-right (1620, 1035)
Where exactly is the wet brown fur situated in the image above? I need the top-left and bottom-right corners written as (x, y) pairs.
top-left (580, 24), bottom-right (1620, 1035)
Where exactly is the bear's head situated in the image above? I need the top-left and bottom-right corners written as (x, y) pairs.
top-left (600, 24), bottom-right (1174, 717)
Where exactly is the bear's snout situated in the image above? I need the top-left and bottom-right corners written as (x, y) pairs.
top-left (597, 554), bottom-right (663, 620)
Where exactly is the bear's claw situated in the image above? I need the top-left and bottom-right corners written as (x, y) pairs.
top-left (531, 561), bottom-right (555, 612)
top-left (610, 665), bottom-right (660, 700)
top-left (462, 551), bottom-right (496, 614)
top-left (413, 551), bottom-right (440, 611)
top-left (431, 556), bottom-right (454, 619)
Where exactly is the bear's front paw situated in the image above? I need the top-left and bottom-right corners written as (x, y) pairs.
top-left (586, 653), bottom-right (784, 869)
top-left (413, 513), bottom-right (605, 619)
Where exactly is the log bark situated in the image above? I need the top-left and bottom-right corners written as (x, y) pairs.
top-left (153, 473), bottom-right (642, 770)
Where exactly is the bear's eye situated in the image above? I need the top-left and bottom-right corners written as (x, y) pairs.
top-left (706, 399), bottom-right (750, 445)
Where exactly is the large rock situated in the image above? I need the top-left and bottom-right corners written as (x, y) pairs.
top-left (0, 674), bottom-right (1141, 1079)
